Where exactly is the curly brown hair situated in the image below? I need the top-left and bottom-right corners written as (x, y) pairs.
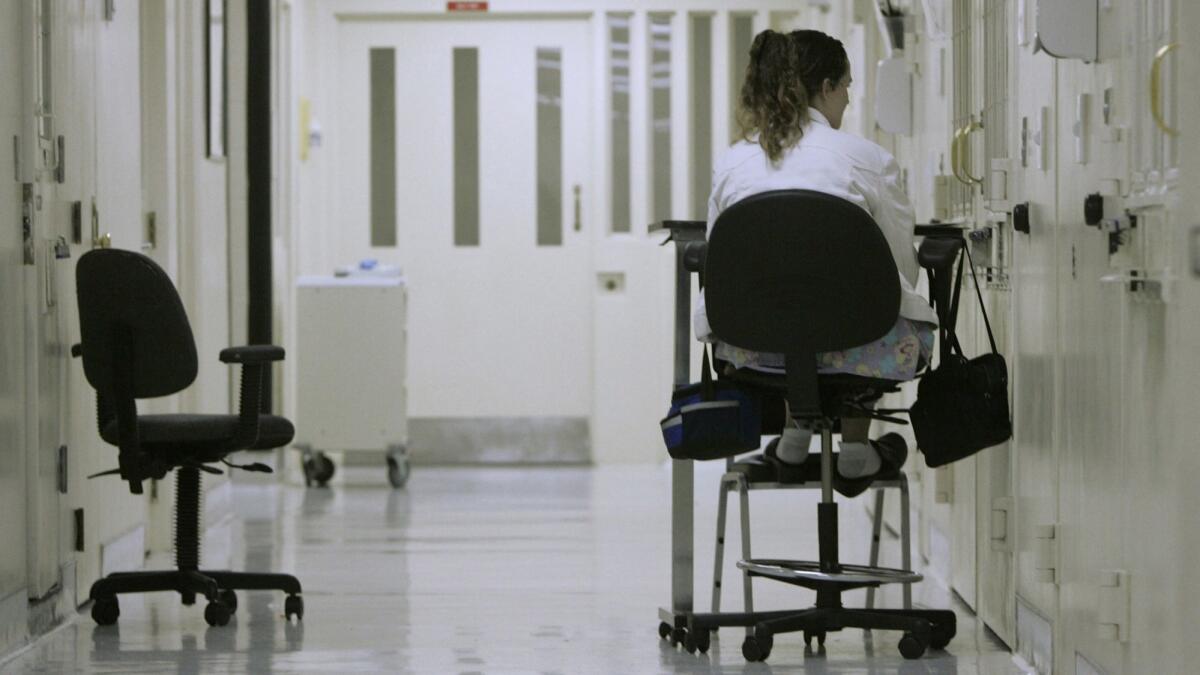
top-left (736, 30), bottom-right (849, 163)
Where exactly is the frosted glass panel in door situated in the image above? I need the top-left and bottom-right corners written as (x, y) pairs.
top-left (337, 19), bottom-right (593, 420)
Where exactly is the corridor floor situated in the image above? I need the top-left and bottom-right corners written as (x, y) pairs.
top-left (2, 463), bottom-right (1031, 674)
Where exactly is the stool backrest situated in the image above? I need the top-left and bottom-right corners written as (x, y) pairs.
top-left (705, 190), bottom-right (901, 416)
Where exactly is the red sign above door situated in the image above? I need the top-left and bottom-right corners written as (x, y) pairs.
top-left (447, 1), bottom-right (488, 11)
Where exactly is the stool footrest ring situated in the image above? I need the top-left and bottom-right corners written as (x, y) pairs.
top-left (738, 559), bottom-right (922, 586)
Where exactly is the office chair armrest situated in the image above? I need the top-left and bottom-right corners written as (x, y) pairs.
top-left (917, 237), bottom-right (963, 271)
top-left (221, 346), bottom-right (283, 449)
top-left (220, 345), bottom-right (285, 364)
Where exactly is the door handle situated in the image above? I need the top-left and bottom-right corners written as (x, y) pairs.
top-left (1150, 42), bottom-right (1179, 137)
top-left (961, 119), bottom-right (985, 185)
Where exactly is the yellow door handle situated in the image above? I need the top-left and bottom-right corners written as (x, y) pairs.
top-left (961, 119), bottom-right (985, 185)
top-left (1151, 42), bottom-right (1179, 137)
top-left (951, 126), bottom-right (970, 186)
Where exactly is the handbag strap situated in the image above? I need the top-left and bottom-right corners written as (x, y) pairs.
top-left (700, 343), bottom-right (716, 399)
top-left (961, 243), bottom-right (1000, 355)
top-left (942, 247), bottom-right (965, 359)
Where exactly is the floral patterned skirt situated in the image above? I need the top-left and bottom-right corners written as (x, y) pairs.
top-left (714, 317), bottom-right (936, 381)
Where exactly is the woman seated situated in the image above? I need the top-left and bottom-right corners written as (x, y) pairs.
top-left (694, 29), bottom-right (938, 483)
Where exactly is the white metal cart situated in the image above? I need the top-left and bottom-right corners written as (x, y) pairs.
top-left (294, 268), bottom-right (409, 487)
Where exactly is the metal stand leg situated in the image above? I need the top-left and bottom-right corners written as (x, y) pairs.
top-left (739, 475), bottom-right (754, 636)
top-left (712, 477), bottom-right (731, 613)
top-left (866, 488), bottom-right (885, 609)
top-left (901, 476), bottom-right (913, 610)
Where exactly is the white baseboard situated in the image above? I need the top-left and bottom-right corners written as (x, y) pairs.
top-left (100, 526), bottom-right (146, 578)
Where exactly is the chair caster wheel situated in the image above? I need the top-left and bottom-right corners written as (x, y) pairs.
top-left (898, 632), bottom-right (927, 659)
top-left (304, 453), bottom-right (335, 487)
top-left (930, 622), bottom-right (955, 650)
top-left (684, 629), bottom-right (710, 654)
top-left (670, 626), bottom-right (687, 648)
top-left (658, 621), bottom-right (673, 640)
top-left (218, 589), bottom-right (238, 613)
top-left (91, 597), bottom-right (120, 626)
top-left (742, 635), bottom-right (772, 662)
top-left (386, 450), bottom-right (409, 488)
top-left (804, 629), bottom-right (826, 649)
top-left (285, 595), bottom-right (304, 622)
top-left (204, 600), bottom-right (233, 627)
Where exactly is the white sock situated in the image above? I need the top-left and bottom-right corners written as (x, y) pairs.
top-left (775, 425), bottom-right (813, 464)
top-left (837, 441), bottom-right (882, 478)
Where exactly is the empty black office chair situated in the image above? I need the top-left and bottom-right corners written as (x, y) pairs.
top-left (74, 248), bottom-right (303, 627)
top-left (686, 190), bottom-right (955, 661)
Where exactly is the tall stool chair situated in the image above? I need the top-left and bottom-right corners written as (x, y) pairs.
top-left (684, 189), bottom-right (956, 662)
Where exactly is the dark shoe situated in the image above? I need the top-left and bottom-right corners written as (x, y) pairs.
top-left (873, 432), bottom-right (909, 475)
top-left (832, 433), bottom-right (909, 498)
top-left (763, 437), bottom-right (819, 484)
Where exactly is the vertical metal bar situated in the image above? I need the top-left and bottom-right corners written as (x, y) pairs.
top-left (866, 488), bottom-right (885, 609)
top-left (247, 0), bottom-right (273, 412)
top-left (711, 478), bottom-right (729, 613)
top-left (671, 244), bottom-right (693, 615)
top-left (739, 477), bottom-right (753, 635)
top-left (901, 477), bottom-right (913, 609)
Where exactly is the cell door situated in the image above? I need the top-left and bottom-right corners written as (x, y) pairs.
top-left (23, 0), bottom-right (67, 601)
top-left (0, 0), bottom-right (29, 618)
top-left (334, 18), bottom-right (594, 455)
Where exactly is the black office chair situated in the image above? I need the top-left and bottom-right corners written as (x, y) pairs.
top-left (685, 190), bottom-right (956, 661)
top-left (74, 248), bottom-right (303, 627)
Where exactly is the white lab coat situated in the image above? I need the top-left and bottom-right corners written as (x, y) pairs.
top-left (694, 108), bottom-right (939, 342)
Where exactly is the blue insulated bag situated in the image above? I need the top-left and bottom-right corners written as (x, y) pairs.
top-left (660, 346), bottom-right (762, 461)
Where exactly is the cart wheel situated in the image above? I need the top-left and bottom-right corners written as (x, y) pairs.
top-left (386, 454), bottom-right (409, 488)
top-left (658, 621), bottom-right (673, 640)
top-left (685, 628), bottom-right (710, 654)
top-left (304, 453), bottom-right (335, 487)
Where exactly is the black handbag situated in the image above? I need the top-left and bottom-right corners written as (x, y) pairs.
top-left (911, 243), bottom-right (1012, 467)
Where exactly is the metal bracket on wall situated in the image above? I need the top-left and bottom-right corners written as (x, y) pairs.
top-left (1095, 569), bottom-right (1131, 642)
top-left (990, 496), bottom-right (1014, 552)
top-left (1033, 524), bottom-right (1059, 585)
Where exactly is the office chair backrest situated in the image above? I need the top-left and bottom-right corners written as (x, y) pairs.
top-left (705, 189), bottom-right (901, 355)
top-left (76, 249), bottom-right (199, 398)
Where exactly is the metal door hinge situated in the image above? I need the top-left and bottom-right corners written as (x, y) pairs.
top-left (1033, 523), bottom-right (1059, 585)
top-left (1095, 569), bottom-right (1131, 642)
top-left (22, 184), bottom-right (34, 265)
top-left (990, 496), bottom-right (1013, 552)
top-left (56, 445), bottom-right (68, 493)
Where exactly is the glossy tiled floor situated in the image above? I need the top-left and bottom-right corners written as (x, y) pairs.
top-left (2, 464), bottom-right (1030, 674)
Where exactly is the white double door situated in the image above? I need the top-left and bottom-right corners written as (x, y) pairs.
top-left (335, 18), bottom-right (594, 426)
